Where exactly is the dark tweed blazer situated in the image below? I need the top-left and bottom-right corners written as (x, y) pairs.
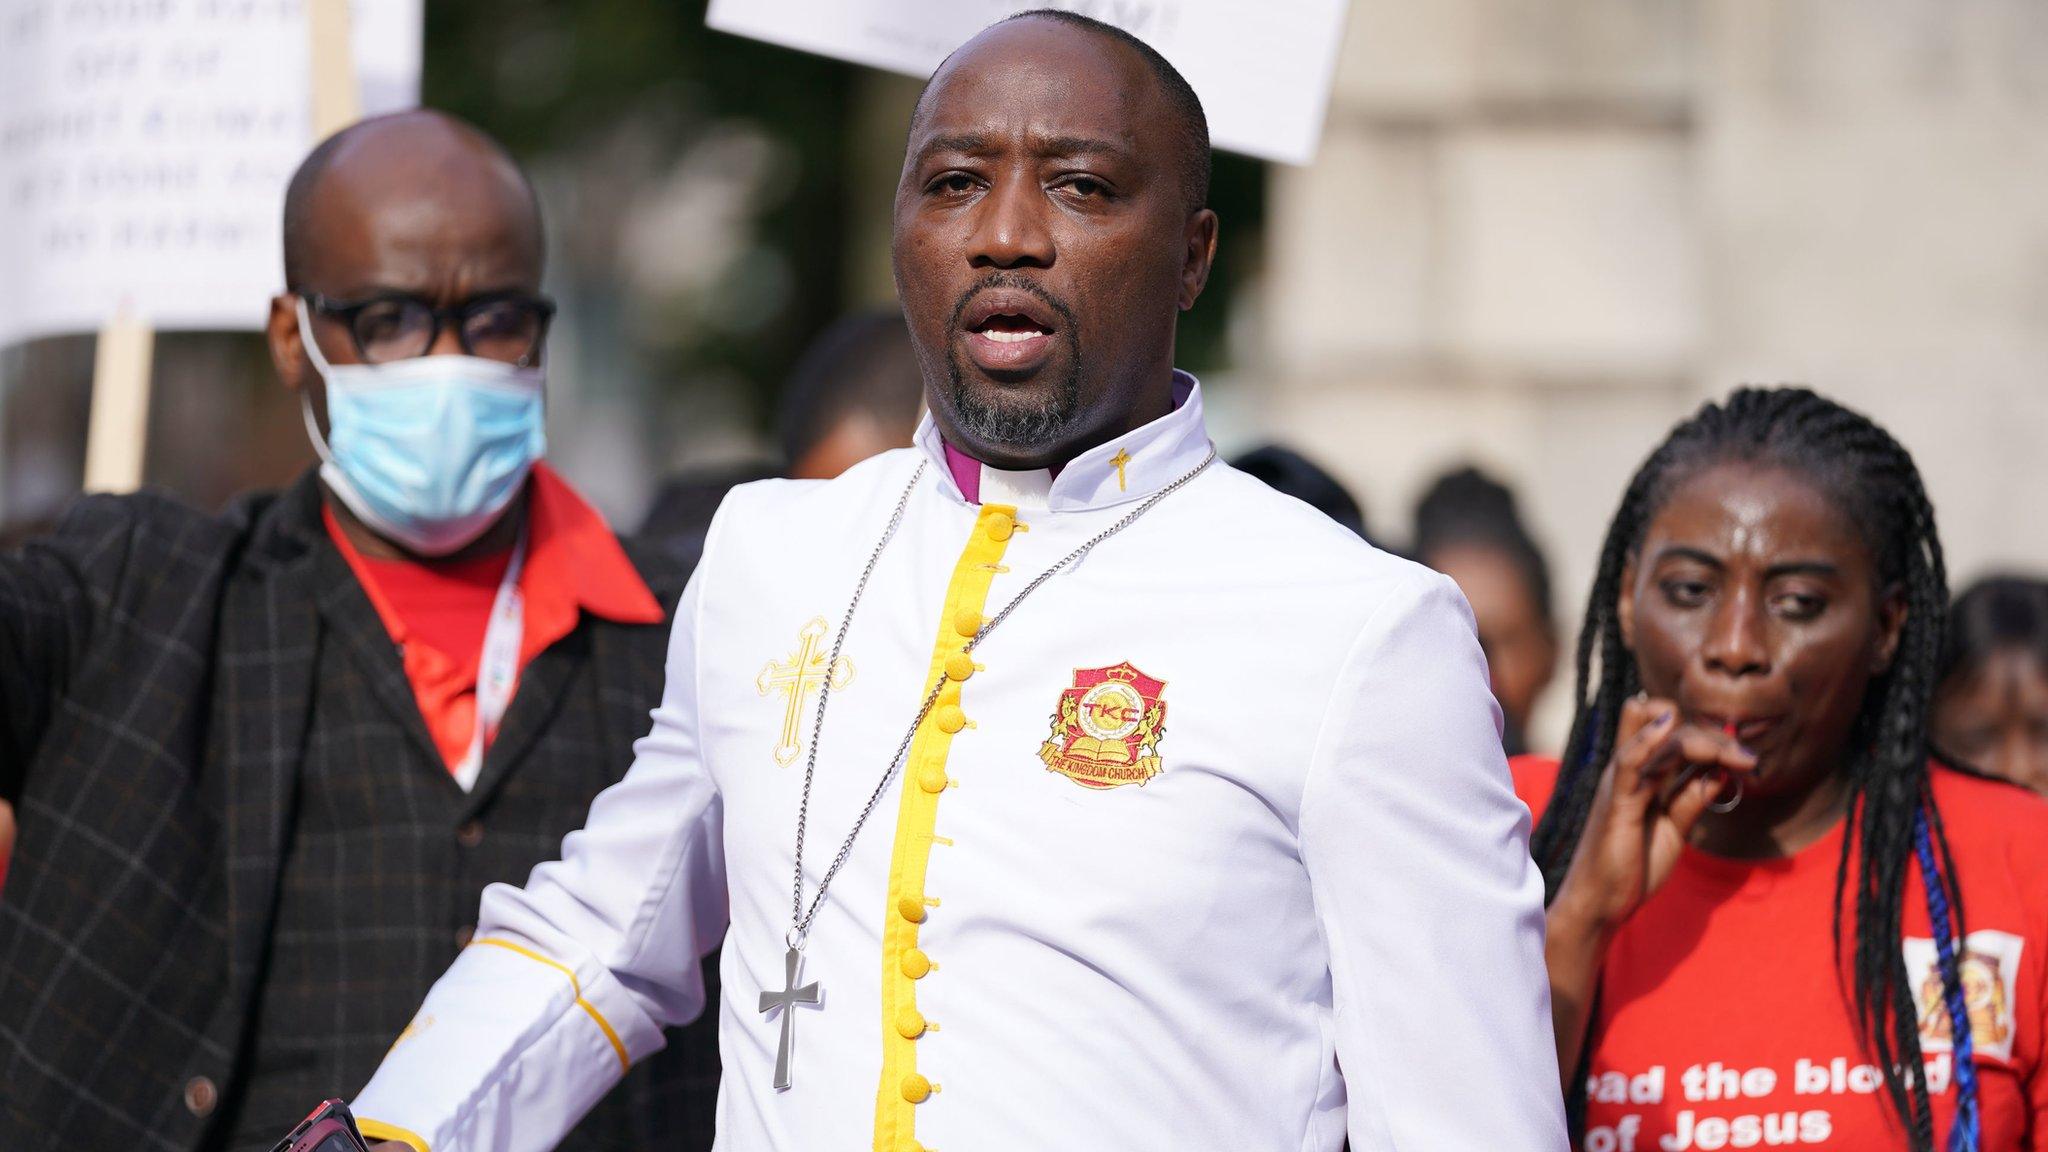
top-left (0, 472), bottom-right (719, 1152)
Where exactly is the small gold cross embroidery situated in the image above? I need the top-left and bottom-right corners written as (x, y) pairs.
top-left (1110, 449), bottom-right (1133, 492)
top-left (756, 617), bottom-right (854, 767)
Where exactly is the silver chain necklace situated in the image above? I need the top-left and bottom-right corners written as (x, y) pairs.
top-left (758, 447), bottom-right (1216, 1090)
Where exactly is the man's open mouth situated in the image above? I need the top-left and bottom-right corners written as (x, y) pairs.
top-left (959, 289), bottom-right (1062, 373)
top-left (974, 315), bottom-right (1052, 344)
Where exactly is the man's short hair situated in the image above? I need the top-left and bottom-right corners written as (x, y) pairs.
top-left (917, 8), bottom-right (1212, 213)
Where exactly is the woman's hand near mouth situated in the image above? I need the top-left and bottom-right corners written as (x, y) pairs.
top-left (1542, 693), bottom-right (1758, 1083)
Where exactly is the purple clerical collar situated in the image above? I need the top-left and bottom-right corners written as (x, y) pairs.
top-left (941, 440), bottom-right (994, 505)
top-left (936, 373), bottom-right (1195, 505)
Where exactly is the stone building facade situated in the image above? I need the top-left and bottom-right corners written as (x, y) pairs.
top-left (1250, 0), bottom-right (2048, 741)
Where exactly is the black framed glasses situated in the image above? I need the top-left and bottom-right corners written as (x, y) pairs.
top-left (303, 290), bottom-right (556, 367)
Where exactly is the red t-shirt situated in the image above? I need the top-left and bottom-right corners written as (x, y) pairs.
top-left (1514, 757), bottom-right (2048, 1151)
top-left (349, 549), bottom-right (510, 675)
top-left (326, 463), bottom-right (664, 774)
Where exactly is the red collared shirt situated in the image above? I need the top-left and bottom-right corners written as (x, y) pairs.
top-left (325, 462), bottom-right (664, 776)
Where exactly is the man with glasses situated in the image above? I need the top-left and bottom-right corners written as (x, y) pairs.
top-left (0, 110), bottom-right (716, 1152)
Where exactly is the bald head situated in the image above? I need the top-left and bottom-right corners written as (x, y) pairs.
top-left (281, 109), bottom-right (543, 292)
top-left (912, 9), bottom-right (1210, 213)
top-left (266, 108), bottom-right (554, 494)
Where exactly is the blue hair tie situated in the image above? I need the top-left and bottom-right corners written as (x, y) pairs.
top-left (1914, 805), bottom-right (1980, 1152)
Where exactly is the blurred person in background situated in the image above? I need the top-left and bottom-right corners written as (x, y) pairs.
top-left (1934, 576), bottom-right (2048, 794)
top-left (1230, 442), bottom-right (1372, 541)
top-left (0, 110), bottom-right (715, 1152)
top-left (777, 308), bottom-right (925, 480)
top-left (1414, 465), bottom-right (1558, 756)
top-left (638, 308), bottom-right (923, 562)
top-left (636, 459), bottom-right (780, 569)
top-left (1520, 388), bottom-right (2048, 1151)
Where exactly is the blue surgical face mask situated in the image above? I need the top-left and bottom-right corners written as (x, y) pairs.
top-left (297, 298), bottom-right (547, 557)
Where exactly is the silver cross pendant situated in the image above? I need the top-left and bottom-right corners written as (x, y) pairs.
top-left (758, 946), bottom-right (822, 1091)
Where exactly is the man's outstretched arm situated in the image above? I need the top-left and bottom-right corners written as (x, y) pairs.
top-left (0, 497), bottom-right (139, 795)
top-left (1299, 572), bottom-right (1569, 1150)
top-left (353, 567), bottom-right (730, 1152)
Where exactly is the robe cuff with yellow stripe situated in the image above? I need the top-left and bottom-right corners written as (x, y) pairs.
top-left (351, 933), bottom-right (665, 1152)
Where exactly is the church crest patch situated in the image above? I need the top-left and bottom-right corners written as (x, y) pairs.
top-left (1039, 662), bottom-right (1168, 789)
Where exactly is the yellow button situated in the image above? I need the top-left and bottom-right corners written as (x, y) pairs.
top-left (898, 896), bottom-right (928, 924)
top-left (901, 948), bottom-right (932, 979)
top-left (918, 766), bottom-right (948, 794)
top-left (945, 652), bottom-right (975, 682)
top-left (953, 609), bottom-right (982, 637)
top-left (901, 1072), bottom-right (932, 1103)
top-left (896, 1007), bottom-right (928, 1038)
top-left (985, 513), bottom-right (1015, 541)
top-left (934, 705), bottom-right (966, 734)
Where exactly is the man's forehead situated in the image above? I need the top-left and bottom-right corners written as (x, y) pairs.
top-left (315, 139), bottom-right (526, 218)
top-left (912, 18), bottom-right (1153, 143)
top-left (299, 138), bottom-right (539, 285)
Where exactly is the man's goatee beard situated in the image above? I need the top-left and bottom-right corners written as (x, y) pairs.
top-left (942, 358), bottom-right (1082, 450)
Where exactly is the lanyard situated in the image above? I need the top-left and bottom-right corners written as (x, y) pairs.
top-left (453, 530), bottom-right (527, 792)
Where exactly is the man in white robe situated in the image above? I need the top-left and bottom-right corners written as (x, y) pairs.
top-left (347, 11), bottom-right (1568, 1151)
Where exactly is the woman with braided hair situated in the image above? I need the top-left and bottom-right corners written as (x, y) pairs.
top-left (1515, 387), bottom-right (2048, 1151)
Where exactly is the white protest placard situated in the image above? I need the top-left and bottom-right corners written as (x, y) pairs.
top-left (0, 0), bottom-right (425, 350)
top-left (706, 0), bottom-right (1350, 166)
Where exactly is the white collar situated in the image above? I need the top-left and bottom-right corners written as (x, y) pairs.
top-left (914, 370), bottom-right (1214, 513)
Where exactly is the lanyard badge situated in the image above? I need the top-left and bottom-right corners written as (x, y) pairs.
top-left (452, 529), bottom-right (528, 792)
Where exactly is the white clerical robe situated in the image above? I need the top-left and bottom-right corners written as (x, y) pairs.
top-left (351, 375), bottom-right (1568, 1152)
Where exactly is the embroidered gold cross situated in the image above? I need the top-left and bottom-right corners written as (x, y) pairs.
top-left (757, 617), bottom-right (854, 767)
top-left (1110, 449), bottom-right (1133, 492)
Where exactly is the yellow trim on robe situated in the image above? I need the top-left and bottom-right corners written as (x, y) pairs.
top-left (356, 1117), bottom-right (431, 1152)
top-left (470, 937), bottom-right (632, 1074)
top-left (872, 504), bottom-right (1017, 1152)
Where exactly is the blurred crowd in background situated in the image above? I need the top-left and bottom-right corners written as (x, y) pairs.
top-left (3, 0), bottom-right (2046, 761)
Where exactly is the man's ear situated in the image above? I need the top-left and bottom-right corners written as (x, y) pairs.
top-left (1872, 583), bottom-right (1908, 674)
top-left (1179, 208), bottom-right (1218, 311)
top-left (267, 294), bottom-right (306, 395)
top-left (1617, 557), bottom-right (1640, 655)
top-left (269, 293), bottom-right (333, 445)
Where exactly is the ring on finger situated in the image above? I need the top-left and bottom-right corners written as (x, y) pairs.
top-left (1708, 770), bottom-right (1743, 814)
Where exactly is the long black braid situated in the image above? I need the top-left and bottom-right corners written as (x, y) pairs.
top-left (1529, 387), bottom-right (1975, 1151)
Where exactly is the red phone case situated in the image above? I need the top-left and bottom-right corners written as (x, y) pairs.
top-left (271, 1098), bottom-right (372, 1152)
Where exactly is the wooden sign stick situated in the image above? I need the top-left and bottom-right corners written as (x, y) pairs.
top-left (82, 305), bottom-right (154, 494)
top-left (308, 0), bottom-right (361, 139)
